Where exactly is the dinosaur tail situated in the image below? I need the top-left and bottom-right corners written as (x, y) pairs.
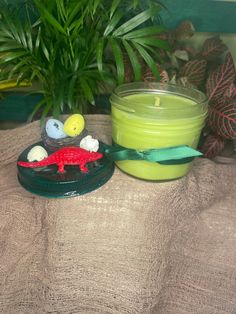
top-left (18, 160), bottom-right (47, 168)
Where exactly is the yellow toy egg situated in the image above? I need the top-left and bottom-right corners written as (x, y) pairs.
top-left (63, 114), bottom-right (85, 137)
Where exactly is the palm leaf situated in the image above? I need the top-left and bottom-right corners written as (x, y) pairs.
top-left (0, 42), bottom-right (23, 51)
top-left (27, 97), bottom-right (46, 122)
top-left (108, 37), bottom-right (125, 84)
top-left (133, 41), bottom-right (160, 80)
top-left (96, 38), bottom-right (104, 73)
top-left (25, 26), bottom-right (33, 52)
top-left (92, 0), bottom-right (101, 14)
top-left (80, 77), bottom-right (95, 104)
top-left (55, 0), bottom-right (67, 23)
top-left (122, 39), bottom-right (142, 81)
top-left (123, 25), bottom-right (165, 39)
top-left (67, 75), bottom-right (77, 110)
top-left (0, 0), bottom-right (166, 119)
top-left (110, 0), bottom-right (122, 18)
top-left (104, 10), bottom-right (124, 37)
top-left (0, 51), bottom-right (29, 64)
top-left (132, 37), bottom-right (170, 50)
top-left (34, 0), bottom-right (67, 35)
top-left (66, 1), bottom-right (84, 25)
top-left (113, 6), bottom-right (160, 36)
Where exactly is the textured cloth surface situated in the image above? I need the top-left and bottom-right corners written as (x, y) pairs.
top-left (0, 115), bottom-right (236, 314)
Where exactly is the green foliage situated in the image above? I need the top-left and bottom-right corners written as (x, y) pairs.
top-left (0, 0), bottom-right (168, 118)
top-left (143, 21), bottom-right (236, 158)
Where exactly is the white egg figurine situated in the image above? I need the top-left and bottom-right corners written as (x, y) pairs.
top-left (80, 135), bottom-right (99, 152)
top-left (45, 119), bottom-right (67, 139)
top-left (27, 145), bottom-right (48, 162)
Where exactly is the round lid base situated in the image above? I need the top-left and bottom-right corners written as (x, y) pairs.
top-left (17, 141), bottom-right (114, 198)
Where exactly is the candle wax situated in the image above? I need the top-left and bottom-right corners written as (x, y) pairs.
top-left (111, 93), bottom-right (206, 180)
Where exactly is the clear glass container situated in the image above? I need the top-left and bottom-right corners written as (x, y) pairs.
top-left (110, 82), bottom-right (208, 180)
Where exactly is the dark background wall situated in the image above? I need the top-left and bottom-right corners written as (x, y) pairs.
top-left (1, 0), bottom-right (236, 33)
top-left (160, 0), bottom-right (236, 33)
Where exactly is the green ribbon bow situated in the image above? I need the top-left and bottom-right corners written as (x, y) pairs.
top-left (104, 144), bottom-right (202, 165)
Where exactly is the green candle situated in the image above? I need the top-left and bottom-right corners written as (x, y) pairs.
top-left (110, 83), bottom-right (208, 181)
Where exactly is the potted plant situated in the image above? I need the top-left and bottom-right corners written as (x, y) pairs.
top-left (0, 0), bottom-right (169, 121)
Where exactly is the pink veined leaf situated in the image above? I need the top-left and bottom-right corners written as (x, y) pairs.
top-left (200, 133), bottom-right (225, 158)
top-left (208, 98), bottom-right (236, 140)
top-left (180, 59), bottom-right (207, 87)
top-left (206, 52), bottom-right (236, 102)
top-left (201, 36), bottom-right (227, 60)
top-left (143, 65), bottom-right (169, 83)
top-left (160, 69), bottom-right (169, 83)
top-left (223, 83), bottom-right (236, 99)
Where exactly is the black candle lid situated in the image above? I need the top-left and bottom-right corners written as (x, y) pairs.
top-left (17, 141), bottom-right (114, 198)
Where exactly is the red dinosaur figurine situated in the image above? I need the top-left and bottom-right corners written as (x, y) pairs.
top-left (18, 146), bottom-right (103, 173)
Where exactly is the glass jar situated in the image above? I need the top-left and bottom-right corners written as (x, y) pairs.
top-left (110, 82), bottom-right (208, 180)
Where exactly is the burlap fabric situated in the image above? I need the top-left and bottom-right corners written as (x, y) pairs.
top-left (0, 115), bottom-right (235, 314)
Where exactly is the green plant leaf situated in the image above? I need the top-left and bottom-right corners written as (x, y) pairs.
top-left (11, 20), bottom-right (27, 49)
top-left (113, 6), bottom-right (160, 36)
top-left (0, 24), bottom-right (14, 39)
top-left (122, 39), bottom-right (141, 81)
top-left (110, 0), bottom-right (122, 18)
top-left (70, 15), bottom-right (85, 37)
top-left (25, 26), bottom-right (33, 52)
top-left (133, 42), bottom-right (160, 80)
top-left (53, 83), bottom-right (65, 117)
top-left (56, 0), bottom-right (67, 23)
top-left (0, 1), bottom-right (165, 119)
top-left (80, 78), bottom-right (95, 104)
top-left (40, 37), bottom-right (50, 61)
top-left (132, 37), bottom-right (170, 50)
top-left (108, 37), bottom-right (124, 84)
top-left (92, 0), bottom-right (101, 14)
top-left (34, 0), bottom-right (67, 35)
top-left (96, 38), bottom-right (104, 73)
top-left (0, 42), bottom-right (22, 52)
top-left (104, 10), bottom-right (123, 37)
top-left (8, 59), bottom-right (28, 78)
top-left (41, 100), bottom-right (52, 121)
top-left (66, 2), bottom-right (84, 29)
top-left (0, 51), bottom-right (29, 64)
top-left (123, 25), bottom-right (165, 39)
top-left (27, 97), bottom-right (46, 122)
top-left (35, 26), bottom-right (41, 54)
top-left (2, 13), bottom-right (21, 43)
top-left (67, 75), bottom-right (77, 110)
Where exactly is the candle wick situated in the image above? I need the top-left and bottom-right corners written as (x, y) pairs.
top-left (154, 97), bottom-right (161, 107)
